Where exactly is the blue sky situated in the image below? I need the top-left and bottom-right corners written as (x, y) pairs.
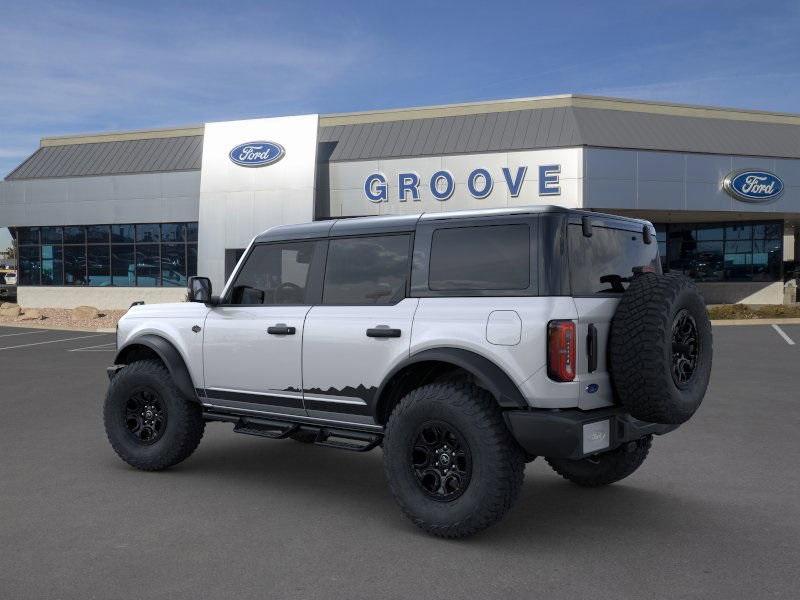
top-left (1, 0), bottom-right (799, 249)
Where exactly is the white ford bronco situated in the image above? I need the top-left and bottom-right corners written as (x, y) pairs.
top-left (104, 206), bottom-right (712, 538)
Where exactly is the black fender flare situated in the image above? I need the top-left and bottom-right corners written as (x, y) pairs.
top-left (374, 347), bottom-right (527, 418)
top-left (114, 334), bottom-right (198, 402)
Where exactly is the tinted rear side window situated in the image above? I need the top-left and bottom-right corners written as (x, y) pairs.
top-left (428, 224), bottom-right (530, 291)
top-left (569, 225), bottom-right (661, 295)
top-left (323, 234), bottom-right (411, 305)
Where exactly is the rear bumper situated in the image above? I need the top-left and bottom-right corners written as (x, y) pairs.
top-left (504, 407), bottom-right (677, 460)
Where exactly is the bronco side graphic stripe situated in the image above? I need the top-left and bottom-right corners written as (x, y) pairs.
top-left (201, 388), bottom-right (304, 409)
top-left (303, 399), bottom-right (372, 416)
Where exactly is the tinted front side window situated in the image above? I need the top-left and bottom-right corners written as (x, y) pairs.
top-left (323, 235), bottom-right (411, 305)
top-left (429, 225), bottom-right (530, 291)
top-left (228, 242), bottom-right (315, 305)
top-left (569, 225), bottom-right (661, 295)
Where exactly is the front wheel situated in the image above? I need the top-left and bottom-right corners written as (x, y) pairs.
top-left (104, 359), bottom-right (205, 471)
top-left (383, 380), bottom-right (525, 538)
top-left (545, 435), bottom-right (652, 487)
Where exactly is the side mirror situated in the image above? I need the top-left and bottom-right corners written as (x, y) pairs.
top-left (188, 276), bottom-right (212, 304)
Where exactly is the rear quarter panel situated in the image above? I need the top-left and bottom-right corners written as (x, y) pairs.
top-left (410, 297), bottom-right (582, 408)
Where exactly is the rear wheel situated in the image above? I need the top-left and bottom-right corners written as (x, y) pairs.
top-left (383, 380), bottom-right (525, 538)
top-left (546, 435), bottom-right (652, 487)
top-left (104, 359), bottom-right (205, 471)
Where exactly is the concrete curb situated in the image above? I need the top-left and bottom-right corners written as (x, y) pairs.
top-left (711, 317), bottom-right (800, 326)
top-left (0, 321), bottom-right (116, 333)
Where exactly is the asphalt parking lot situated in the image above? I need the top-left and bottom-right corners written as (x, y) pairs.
top-left (1, 324), bottom-right (799, 600)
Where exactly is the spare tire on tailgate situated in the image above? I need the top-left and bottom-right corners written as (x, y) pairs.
top-left (609, 272), bottom-right (712, 425)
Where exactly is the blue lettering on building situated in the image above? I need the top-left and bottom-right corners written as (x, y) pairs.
top-left (398, 172), bottom-right (421, 201)
top-left (467, 168), bottom-right (493, 199)
top-left (362, 163), bottom-right (560, 202)
top-left (538, 165), bottom-right (561, 196)
top-left (430, 170), bottom-right (455, 201)
top-left (502, 166), bottom-right (527, 197)
top-left (364, 173), bottom-right (387, 202)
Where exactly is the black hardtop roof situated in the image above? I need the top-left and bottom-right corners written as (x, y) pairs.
top-left (253, 205), bottom-right (651, 243)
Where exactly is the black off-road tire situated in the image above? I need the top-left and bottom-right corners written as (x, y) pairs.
top-left (104, 359), bottom-right (205, 471)
top-left (383, 380), bottom-right (525, 538)
top-left (610, 272), bottom-right (712, 425)
top-left (546, 435), bottom-right (652, 487)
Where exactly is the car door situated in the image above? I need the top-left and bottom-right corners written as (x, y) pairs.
top-left (202, 239), bottom-right (322, 417)
top-left (302, 233), bottom-right (417, 426)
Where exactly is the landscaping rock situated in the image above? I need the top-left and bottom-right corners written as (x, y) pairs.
top-left (0, 302), bottom-right (18, 309)
top-left (0, 305), bottom-right (22, 317)
top-left (16, 309), bottom-right (43, 321)
top-left (72, 305), bottom-right (100, 320)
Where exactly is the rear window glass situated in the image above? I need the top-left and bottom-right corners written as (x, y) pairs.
top-left (569, 225), bottom-right (661, 295)
top-left (429, 224), bottom-right (530, 291)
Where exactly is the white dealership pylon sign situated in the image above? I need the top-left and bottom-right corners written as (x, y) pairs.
top-left (197, 114), bottom-right (319, 288)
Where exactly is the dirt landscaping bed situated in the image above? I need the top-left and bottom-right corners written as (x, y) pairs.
top-left (706, 304), bottom-right (800, 320)
top-left (0, 306), bottom-right (127, 331)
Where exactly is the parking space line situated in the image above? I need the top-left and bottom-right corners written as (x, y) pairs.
top-left (69, 347), bottom-right (116, 352)
top-left (0, 333), bottom-right (109, 351)
top-left (68, 341), bottom-right (116, 352)
top-left (771, 324), bottom-right (795, 346)
top-left (0, 330), bottom-right (49, 339)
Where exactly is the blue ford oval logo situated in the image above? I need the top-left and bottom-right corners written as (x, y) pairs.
top-left (723, 169), bottom-right (784, 203)
top-left (586, 383), bottom-right (599, 394)
top-left (229, 141), bottom-right (285, 167)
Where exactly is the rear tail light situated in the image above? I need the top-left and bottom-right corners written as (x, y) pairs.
top-left (547, 320), bottom-right (576, 382)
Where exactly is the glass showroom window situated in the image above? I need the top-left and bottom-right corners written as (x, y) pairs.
top-left (14, 223), bottom-right (198, 287)
top-left (656, 221), bottom-right (783, 282)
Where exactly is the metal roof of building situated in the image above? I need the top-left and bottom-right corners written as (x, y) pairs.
top-left (7, 95), bottom-right (800, 180)
top-left (320, 105), bottom-right (800, 161)
top-left (319, 106), bottom-right (582, 160)
top-left (6, 135), bottom-right (203, 180)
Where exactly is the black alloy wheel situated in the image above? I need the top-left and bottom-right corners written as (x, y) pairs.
top-left (671, 309), bottom-right (699, 387)
top-left (124, 387), bottom-right (167, 445)
top-left (411, 421), bottom-right (472, 501)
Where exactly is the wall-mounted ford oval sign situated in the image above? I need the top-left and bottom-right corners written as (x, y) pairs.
top-left (723, 169), bottom-right (784, 203)
top-left (229, 141), bottom-right (285, 167)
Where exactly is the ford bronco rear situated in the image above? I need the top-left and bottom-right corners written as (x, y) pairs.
top-left (104, 206), bottom-right (712, 538)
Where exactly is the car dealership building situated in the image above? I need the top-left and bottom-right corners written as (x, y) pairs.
top-left (1, 93), bottom-right (799, 308)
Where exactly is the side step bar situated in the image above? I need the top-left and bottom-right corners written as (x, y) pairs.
top-left (205, 411), bottom-right (383, 452)
top-left (233, 417), bottom-right (298, 439)
top-left (310, 427), bottom-right (382, 452)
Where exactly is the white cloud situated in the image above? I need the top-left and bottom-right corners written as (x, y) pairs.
top-left (0, 2), bottom-right (374, 175)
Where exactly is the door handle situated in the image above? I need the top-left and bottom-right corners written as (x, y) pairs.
top-left (366, 326), bottom-right (401, 338)
top-left (587, 324), bottom-right (598, 373)
top-left (267, 324), bottom-right (296, 335)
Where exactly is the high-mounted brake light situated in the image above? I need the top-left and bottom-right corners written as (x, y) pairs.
top-left (547, 320), bottom-right (576, 382)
